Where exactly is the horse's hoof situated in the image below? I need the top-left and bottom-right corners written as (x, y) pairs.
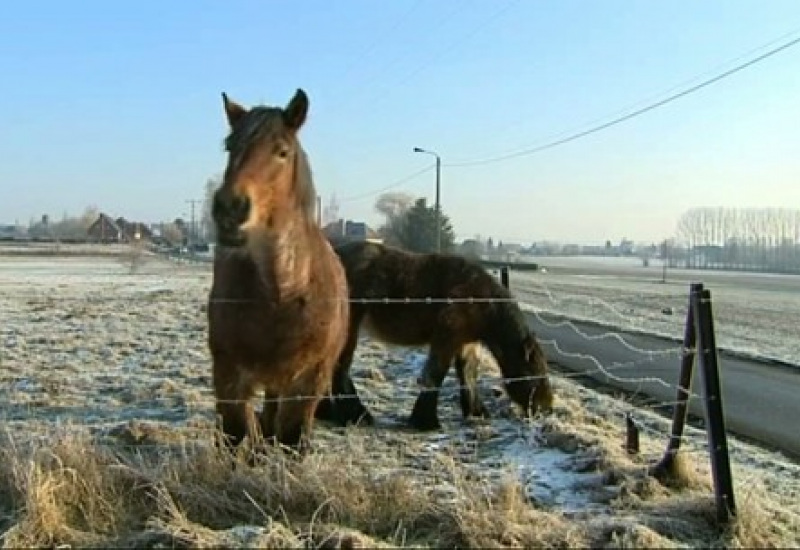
top-left (408, 413), bottom-right (441, 432)
top-left (468, 406), bottom-right (491, 419)
top-left (348, 410), bottom-right (375, 427)
top-left (336, 403), bottom-right (374, 427)
top-left (314, 399), bottom-right (338, 422)
top-left (282, 439), bottom-right (310, 460)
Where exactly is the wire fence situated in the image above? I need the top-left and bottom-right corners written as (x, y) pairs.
top-left (0, 271), bottom-right (715, 417)
top-left (0, 263), bottom-right (775, 522)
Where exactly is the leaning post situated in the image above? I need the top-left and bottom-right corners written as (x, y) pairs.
top-left (650, 282), bottom-right (701, 478)
top-left (693, 287), bottom-right (736, 523)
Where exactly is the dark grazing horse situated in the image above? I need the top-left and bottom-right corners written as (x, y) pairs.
top-left (208, 89), bottom-right (349, 453)
top-left (316, 240), bottom-right (553, 431)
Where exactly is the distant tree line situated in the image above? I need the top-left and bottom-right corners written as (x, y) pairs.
top-left (27, 207), bottom-right (100, 240)
top-left (675, 207), bottom-right (800, 273)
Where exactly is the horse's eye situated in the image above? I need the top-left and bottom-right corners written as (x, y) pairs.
top-left (277, 149), bottom-right (290, 160)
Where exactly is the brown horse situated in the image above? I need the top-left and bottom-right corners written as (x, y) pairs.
top-left (315, 240), bottom-right (553, 431)
top-left (207, 89), bottom-right (349, 453)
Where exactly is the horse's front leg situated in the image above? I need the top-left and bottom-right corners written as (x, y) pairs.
top-left (212, 356), bottom-right (258, 451)
top-left (259, 390), bottom-right (279, 447)
top-left (276, 394), bottom-right (321, 456)
top-left (409, 343), bottom-right (456, 431)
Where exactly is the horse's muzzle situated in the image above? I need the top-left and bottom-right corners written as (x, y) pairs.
top-left (212, 189), bottom-right (250, 247)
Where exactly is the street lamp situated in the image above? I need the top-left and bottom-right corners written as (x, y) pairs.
top-left (412, 146), bottom-right (442, 252)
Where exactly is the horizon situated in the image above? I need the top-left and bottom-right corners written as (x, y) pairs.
top-left (0, 208), bottom-right (663, 248)
top-left (1, 1), bottom-right (799, 244)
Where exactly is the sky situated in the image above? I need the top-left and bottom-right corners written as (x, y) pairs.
top-left (1, 0), bottom-right (799, 245)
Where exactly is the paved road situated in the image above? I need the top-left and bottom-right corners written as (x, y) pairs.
top-left (525, 312), bottom-right (800, 458)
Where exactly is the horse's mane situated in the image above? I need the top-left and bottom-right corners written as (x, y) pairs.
top-left (294, 146), bottom-right (316, 218)
top-left (223, 106), bottom-right (316, 218)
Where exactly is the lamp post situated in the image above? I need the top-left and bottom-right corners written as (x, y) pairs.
top-left (412, 146), bottom-right (441, 252)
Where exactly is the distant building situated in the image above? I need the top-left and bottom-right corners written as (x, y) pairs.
top-left (87, 213), bottom-right (154, 243)
top-left (322, 218), bottom-right (382, 245)
top-left (87, 213), bottom-right (124, 243)
top-left (115, 217), bottom-right (154, 242)
top-left (0, 224), bottom-right (27, 240)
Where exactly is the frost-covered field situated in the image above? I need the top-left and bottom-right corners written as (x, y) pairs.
top-left (0, 242), bottom-right (137, 256)
top-left (1, 254), bottom-right (799, 547)
top-left (511, 255), bottom-right (800, 367)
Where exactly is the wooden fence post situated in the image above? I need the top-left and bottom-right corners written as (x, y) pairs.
top-left (650, 282), bottom-right (700, 478)
top-left (692, 287), bottom-right (736, 523)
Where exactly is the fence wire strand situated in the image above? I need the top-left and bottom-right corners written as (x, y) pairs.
top-left (512, 277), bottom-right (688, 318)
top-left (528, 309), bottom-right (686, 357)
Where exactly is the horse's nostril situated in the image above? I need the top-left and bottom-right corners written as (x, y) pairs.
top-left (232, 196), bottom-right (250, 221)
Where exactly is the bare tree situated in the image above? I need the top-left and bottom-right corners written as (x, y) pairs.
top-left (375, 192), bottom-right (415, 220)
top-left (201, 175), bottom-right (222, 243)
top-left (161, 223), bottom-right (185, 246)
top-left (676, 207), bottom-right (800, 273)
top-left (375, 192), bottom-right (416, 247)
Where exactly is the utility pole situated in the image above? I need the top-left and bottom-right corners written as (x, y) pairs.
top-left (186, 199), bottom-right (201, 252)
top-left (434, 155), bottom-right (441, 253)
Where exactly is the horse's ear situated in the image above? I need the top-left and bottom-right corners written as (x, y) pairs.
top-left (283, 88), bottom-right (309, 131)
top-left (222, 92), bottom-right (247, 128)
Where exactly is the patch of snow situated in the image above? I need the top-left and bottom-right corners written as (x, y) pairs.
top-left (500, 436), bottom-right (607, 512)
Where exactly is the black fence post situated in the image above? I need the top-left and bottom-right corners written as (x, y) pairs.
top-left (625, 413), bottom-right (640, 455)
top-left (650, 282), bottom-right (700, 478)
top-left (692, 287), bottom-right (736, 523)
top-left (500, 266), bottom-right (509, 289)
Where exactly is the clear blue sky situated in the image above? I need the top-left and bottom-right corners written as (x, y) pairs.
top-left (1, 0), bottom-right (799, 244)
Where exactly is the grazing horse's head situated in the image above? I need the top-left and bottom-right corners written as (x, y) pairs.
top-left (487, 305), bottom-right (554, 416)
top-left (213, 89), bottom-right (316, 247)
top-left (514, 333), bottom-right (554, 415)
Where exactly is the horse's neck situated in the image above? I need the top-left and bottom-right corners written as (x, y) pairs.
top-left (246, 218), bottom-right (316, 301)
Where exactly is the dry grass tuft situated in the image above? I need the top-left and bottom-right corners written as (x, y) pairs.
top-left (2, 366), bottom-right (799, 548)
top-left (3, 429), bottom-right (566, 548)
top-left (718, 477), bottom-right (800, 549)
top-left (650, 450), bottom-right (708, 491)
top-left (453, 478), bottom-right (589, 548)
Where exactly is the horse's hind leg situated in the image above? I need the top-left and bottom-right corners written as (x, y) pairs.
top-left (409, 344), bottom-right (455, 431)
top-left (316, 310), bottom-right (374, 427)
top-left (455, 352), bottom-right (490, 420)
top-left (331, 363), bottom-right (374, 426)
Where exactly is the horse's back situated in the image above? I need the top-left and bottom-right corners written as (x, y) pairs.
top-left (335, 241), bottom-right (500, 345)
